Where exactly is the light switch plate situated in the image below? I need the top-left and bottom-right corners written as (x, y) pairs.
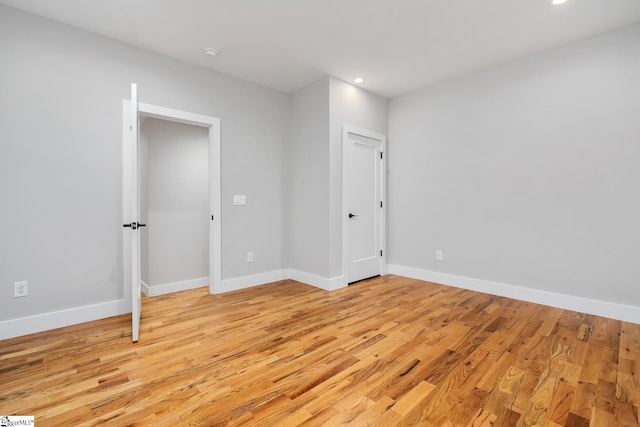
top-left (233, 195), bottom-right (247, 206)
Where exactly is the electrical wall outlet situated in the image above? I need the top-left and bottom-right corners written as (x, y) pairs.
top-left (247, 251), bottom-right (254, 262)
top-left (14, 281), bottom-right (28, 298)
top-left (436, 250), bottom-right (443, 261)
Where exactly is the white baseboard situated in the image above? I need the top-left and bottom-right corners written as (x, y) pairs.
top-left (0, 269), bottom-right (344, 341)
top-left (144, 277), bottom-right (209, 297)
top-left (14, 265), bottom-right (634, 342)
top-left (213, 269), bottom-right (346, 294)
top-left (141, 280), bottom-right (149, 296)
top-left (288, 269), bottom-right (346, 291)
top-left (387, 264), bottom-right (640, 324)
top-left (0, 299), bottom-right (129, 341)
top-left (214, 270), bottom-right (289, 294)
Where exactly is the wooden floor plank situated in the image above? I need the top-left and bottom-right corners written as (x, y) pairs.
top-left (545, 379), bottom-right (575, 425)
top-left (1, 275), bottom-right (639, 426)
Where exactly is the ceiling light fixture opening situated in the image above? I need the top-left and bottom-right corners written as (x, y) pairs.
top-left (204, 48), bottom-right (218, 57)
top-left (354, 77), bottom-right (365, 84)
top-left (552, 0), bottom-right (568, 4)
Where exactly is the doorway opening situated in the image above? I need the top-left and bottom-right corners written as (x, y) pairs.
top-left (140, 118), bottom-right (209, 296)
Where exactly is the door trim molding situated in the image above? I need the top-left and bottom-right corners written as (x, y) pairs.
top-left (341, 125), bottom-right (387, 286)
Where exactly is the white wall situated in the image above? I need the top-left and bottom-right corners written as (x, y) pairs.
top-left (287, 77), bottom-right (330, 277)
top-left (0, 5), bottom-right (288, 327)
top-left (142, 118), bottom-right (209, 289)
top-left (388, 23), bottom-right (640, 312)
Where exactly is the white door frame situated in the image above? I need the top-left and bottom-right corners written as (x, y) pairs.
top-left (122, 101), bottom-right (222, 302)
top-left (341, 125), bottom-right (387, 285)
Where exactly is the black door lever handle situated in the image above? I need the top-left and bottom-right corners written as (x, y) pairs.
top-left (349, 213), bottom-right (358, 218)
top-left (123, 222), bottom-right (146, 230)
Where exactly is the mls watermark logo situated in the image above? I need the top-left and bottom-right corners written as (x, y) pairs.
top-left (0, 416), bottom-right (35, 426)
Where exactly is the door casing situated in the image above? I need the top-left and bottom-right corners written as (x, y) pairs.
top-left (122, 99), bottom-right (221, 315)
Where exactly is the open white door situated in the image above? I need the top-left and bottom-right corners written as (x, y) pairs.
top-left (343, 126), bottom-right (386, 284)
top-left (123, 83), bottom-right (143, 342)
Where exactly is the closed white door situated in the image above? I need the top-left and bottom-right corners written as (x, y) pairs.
top-left (344, 127), bottom-right (385, 283)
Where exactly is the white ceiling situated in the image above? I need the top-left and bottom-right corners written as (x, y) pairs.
top-left (2, 0), bottom-right (640, 98)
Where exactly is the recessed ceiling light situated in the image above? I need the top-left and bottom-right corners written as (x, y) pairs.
top-left (552, 0), bottom-right (568, 4)
top-left (354, 77), bottom-right (365, 84)
top-left (204, 48), bottom-right (218, 57)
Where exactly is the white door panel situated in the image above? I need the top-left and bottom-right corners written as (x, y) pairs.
top-left (129, 83), bottom-right (142, 342)
top-left (350, 142), bottom-right (378, 261)
top-left (122, 83), bottom-right (142, 342)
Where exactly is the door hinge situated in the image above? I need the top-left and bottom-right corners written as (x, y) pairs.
top-left (380, 201), bottom-right (383, 208)
top-left (380, 250), bottom-right (383, 257)
top-left (211, 215), bottom-right (214, 220)
top-left (380, 152), bottom-right (383, 159)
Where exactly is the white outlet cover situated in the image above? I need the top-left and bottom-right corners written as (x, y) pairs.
top-left (14, 281), bottom-right (28, 298)
top-left (233, 195), bottom-right (247, 206)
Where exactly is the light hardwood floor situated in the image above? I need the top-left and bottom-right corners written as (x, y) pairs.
top-left (1, 275), bottom-right (639, 426)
